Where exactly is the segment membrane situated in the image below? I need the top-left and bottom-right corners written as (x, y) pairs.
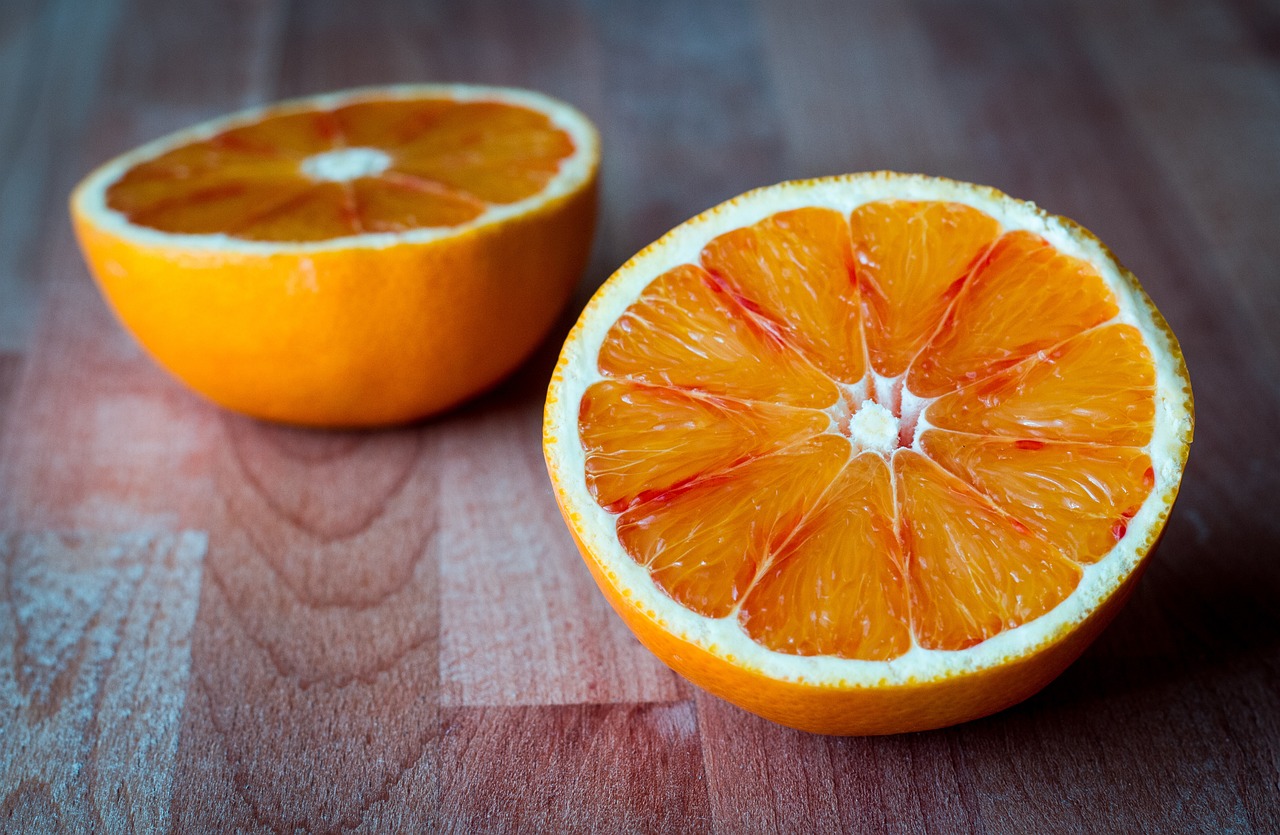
top-left (739, 453), bottom-right (911, 660)
top-left (909, 231), bottom-right (1119, 397)
top-left (350, 177), bottom-right (484, 232)
top-left (215, 110), bottom-right (346, 158)
top-left (850, 201), bottom-right (1000, 377)
top-left (896, 450), bottom-right (1082, 650)
top-left (332, 100), bottom-right (456, 148)
top-left (108, 165), bottom-right (304, 220)
top-left (926, 324), bottom-right (1155, 446)
top-left (393, 102), bottom-right (573, 164)
top-left (231, 183), bottom-right (359, 241)
top-left (392, 158), bottom-right (559, 204)
top-left (701, 208), bottom-right (865, 383)
top-left (921, 431), bottom-right (1154, 565)
top-left (617, 436), bottom-right (850, 618)
top-left (597, 264), bottom-right (840, 408)
top-left (579, 379), bottom-right (828, 513)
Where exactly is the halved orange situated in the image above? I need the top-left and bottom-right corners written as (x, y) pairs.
top-left (72, 85), bottom-right (599, 426)
top-left (544, 173), bottom-right (1193, 735)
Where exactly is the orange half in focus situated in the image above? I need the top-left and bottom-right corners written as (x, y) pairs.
top-left (544, 173), bottom-right (1192, 735)
top-left (72, 85), bottom-right (599, 426)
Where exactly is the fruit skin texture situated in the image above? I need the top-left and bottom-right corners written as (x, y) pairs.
top-left (545, 173), bottom-right (1193, 736)
top-left (71, 174), bottom-right (596, 427)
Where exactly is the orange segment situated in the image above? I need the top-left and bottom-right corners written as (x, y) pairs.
top-left (597, 264), bottom-right (840, 408)
top-left (392, 158), bottom-right (560, 204)
top-left (104, 96), bottom-right (576, 241)
top-left (121, 178), bottom-right (315, 238)
top-left (700, 208), bottom-right (865, 383)
top-left (926, 324), bottom-right (1155, 446)
top-left (579, 379), bottom-right (828, 513)
top-left (909, 231), bottom-right (1119, 397)
top-left (896, 450), bottom-right (1083, 651)
top-left (350, 176), bottom-right (484, 232)
top-left (108, 135), bottom-right (302, 195)
top-left (214, 110), bottom-right (344, 157)
top-left (739, 453), bottom-right (910, 660)
top-left (107, 165), bottom-right (305, 221)
top-left (331, 100), bottom-right (455, 148)
top-left (850, 201), bottom-right (1000, 377)
top-left (233, 182), bottom-right (360, 241)
top-left (921, 431), bottom-right (1154, 564)
top-left (395, 101), bottom-right (574, 161)
top-left (617, 436), bottom-right (850, 618)
top-left (392, 101), bottom-right (574, 204)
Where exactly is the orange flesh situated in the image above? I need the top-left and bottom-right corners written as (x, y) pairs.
top-left (105, 100), bottom-right (575, 241)
top-left (581, 202), bottom-right (1157, 657)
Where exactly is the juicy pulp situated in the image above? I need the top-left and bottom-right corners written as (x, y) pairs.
top-left (579, 201), bottom-right (1157, 659)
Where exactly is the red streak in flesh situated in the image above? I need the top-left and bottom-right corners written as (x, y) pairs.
top-left (314, 111), bottom-right (345, 145)
top-left (211, 132), bottom-right (278, 156)
top-left (701, 271), bottom-right (794, 350)
top-left (619, 463), bottom-right (745, 515)
top-left (896, 408), bottom-right (918, 449)
top-left (131, 182), bottom-right (253, 223)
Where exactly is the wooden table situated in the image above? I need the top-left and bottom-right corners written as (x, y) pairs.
top-left (3, 1), bottom-right (1278, 831)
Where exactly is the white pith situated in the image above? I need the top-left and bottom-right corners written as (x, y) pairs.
top-left (544, 173), bottom-right (1193, 688)
top-left (851, 401), bottom-right (898, 449)
top-left (300, 146), bottom-right (392, 182)
top-left (837, 397), bottom-right (899, 453)
top-left (70, 84), bottom-right (600, 252)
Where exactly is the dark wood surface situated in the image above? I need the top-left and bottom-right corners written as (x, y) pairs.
top-left (2, 0), bottom-right (1279, 831)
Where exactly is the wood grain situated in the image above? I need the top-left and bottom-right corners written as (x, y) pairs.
top-left (0, 0), bottom-right (1278, 832)
top-left (437, 703), bottom-right (711, 833)
top-left (759, 0), bottom-right (974, 179)
top-left (166, 423), bottom-right (442, 833)
top-left (435, 389), bottom-right (683, 708)
top-left (0, 532), bottom-right (204, 832)
top-left (589, 0), bottom-right (785, 258)
top-left (0, 276), bottom-right (220, 532)
top-left (1081, 0), bottom-right (1280, 379)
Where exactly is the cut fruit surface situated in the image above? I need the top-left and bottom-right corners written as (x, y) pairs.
top-left (895, 450), bottom-right (1083, 651)
top-left (105, 98), bottom-right (576, 241)
top-left (926, 323), bottom-right (1156, 446)
top-left (739, 451), bottom-right (910, 661)
top-left (908, 230), bottom-right (1120, 397)
top-left (850, 200), bottom-right (999, 378)
top-left (545, 173), bottom-right (1193, 735)
top-left (72, 85), bottom-right (598, 426)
